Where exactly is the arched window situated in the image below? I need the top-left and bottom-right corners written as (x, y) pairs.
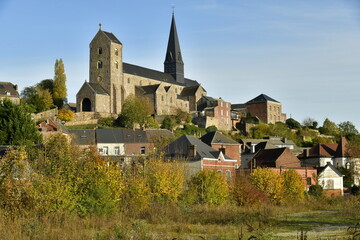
top-left (115, 48), bottom-right (118, 56)
top-left (97, 61), bottom-right (103, 69)
top-left (98, 47), bottom-right (102, 54)
top-left (115, 61), bottom-right (118, 69)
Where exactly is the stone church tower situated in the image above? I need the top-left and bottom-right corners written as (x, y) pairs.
top-left (76, 15), bottom-right (206, 115)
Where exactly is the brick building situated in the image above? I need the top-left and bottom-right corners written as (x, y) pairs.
top-left (76, 14), bottom-right (206, 116)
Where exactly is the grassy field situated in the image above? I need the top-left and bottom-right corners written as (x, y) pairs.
top-left (1, 197), bottom-right (359, 240)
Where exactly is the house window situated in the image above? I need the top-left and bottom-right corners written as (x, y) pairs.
top-left (221, 110), bottom-right (223, 116)
top-left (115, 48), bottom-right (118, 56)
top-left (97, 61), bottom-right (103, 69)
top-left (127, 78), bottom-right (130, 84)
top-left (161, 95), bottom-right (164, 101)
top-left (325, 179), bottom-right (334, 189)
top-left (140, 146), bottom-right (146, 155)
top-left (170, 97), bottom-right (172, 103)
top-left (220, 101), bottom-right (223, 107)
top-left (226, 170), bottom-right (231, 183)
top-left (103, 146), bottom-right (108, 155)
top-left (114, 146), bottom-right (120, 155)
top-left (306, 177), bottom-right (312, 185)
top-left (97, 76), bottom-right (102, 81)
top-left (115, 61), bottom-right (118, 69)
top-left (98, 47), bottom-right (102, 54)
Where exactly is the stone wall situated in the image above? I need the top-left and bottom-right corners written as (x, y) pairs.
top-left (32, 108), bottom-right (58, 121)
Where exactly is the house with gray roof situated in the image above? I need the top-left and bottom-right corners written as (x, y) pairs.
top-left (163, 135), bottom-right (238, 182)
top-left (0, 82), bottom-right (20, 104)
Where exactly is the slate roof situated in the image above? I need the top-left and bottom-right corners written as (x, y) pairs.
top-left (200, 131), bottom-right (239, 146)
top-left (0, 82), bottom-right (19, 97)
top-left (69, 129), bottom-right (96, 146)
top-left (103, 31), bottom-right (122, 44)
top-left (96, 129), bottom-right (148, 144)
top-left (84, 82), bottom-right (109, 95)
top-left (246, 94), bottom-right (279, 104)
top-left (231, 104), bottom-right (246, 110)
top-left (163, 135), bottom-right (232, 160)
top-left (123, 62), bottom-right (199, 87)
top-left (145, 129), bottom-right (175, 143)
top-left (255, 141), bottom-right (278, 152)
top-left (252, 147), bottom-right (289, 168)
top-left (136, 84), bottom-right (160, 95)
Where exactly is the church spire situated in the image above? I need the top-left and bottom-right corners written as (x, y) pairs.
top-left (164, 13), bottom-right (184, 84)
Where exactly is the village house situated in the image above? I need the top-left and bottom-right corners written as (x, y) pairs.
top-left (0, 82), bottom-right (20, 104)
top-left (162, 135), bottom-right (239, 182)
top-left (317, 163), bottom-right (344, 196)
top-left (193, 96), bottom-right (232, 131)
top-left (200, 131), bottom-right (241, 163)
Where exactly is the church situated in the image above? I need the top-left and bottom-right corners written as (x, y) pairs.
top-left (76, 14), bottom-right (207, 115)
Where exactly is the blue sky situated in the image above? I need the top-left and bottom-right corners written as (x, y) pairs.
top-left (1, 0), bottom-right (360, 130)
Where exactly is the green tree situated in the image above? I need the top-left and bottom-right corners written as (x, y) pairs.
top-left (338, 121), bottom-right (358, 138)
top-left (282, 169), bottom-right (305, 202)
top-left (161, 116), bottom-right (177, 131)
top-left (346, 135), bottom-right (360, 157)
top-left (319, 118), bottom-right (339, 136)
top-left (116, 94), bottom-right (152, 129)
top-left (185, 170), bottom-right (229, 205)
top-left (250, 168), bottom-right (284, 204)
top-left (250, 123), bottom-right (271, 139)
top-left (37, 79), bottom-right (54, 94)
top-left (0, 99), bottom-right (42, 145)
top-left (302, 117), bottom-right (317, 129)
top-left (285, 118), bottom-right (301, 129)
top-left (308, 185), bottom-right (323, 198)
top-left (206, 125), bottom-right (218, 133)
top-left (53, 59), bottom-right (67, 108)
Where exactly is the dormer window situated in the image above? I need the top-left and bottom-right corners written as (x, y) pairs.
top-left (98, 47), bottom-right (102, 54)
top-left (97, 61), bottom-right (103, 69)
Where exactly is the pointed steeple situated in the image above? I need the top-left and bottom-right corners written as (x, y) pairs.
top-left (164, 13), bottom-right (184, 84)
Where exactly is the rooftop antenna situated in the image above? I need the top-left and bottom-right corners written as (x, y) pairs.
top-left (99, 23), bottom-right (102, 30)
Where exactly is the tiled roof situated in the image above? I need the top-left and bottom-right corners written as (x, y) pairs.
top-left (200, 131), bottom-right (239, 146)
top-left (246, 94), bottom-right (279, 104)
top-left (163, 135), bottom-right (232, 160)
top-left (123, 62), bottom-right (199, 87)
top-left (0, 82), bottom-right (19, 97)
top-left (96, 129), bottom-right (148, 144)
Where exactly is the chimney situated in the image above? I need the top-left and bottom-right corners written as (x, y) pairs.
top-left (14, 84), bottom-right (18, 91)
top-left (303, 149), bottom-right (309, 157)
top-left (187, 145), bottom-right (197, 158)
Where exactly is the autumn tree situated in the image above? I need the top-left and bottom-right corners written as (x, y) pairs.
top-left (116, 94), bottom-right (153, 129)
top-left (53, 58), bottom-right (67, 108)
top-left (185, 170), bottom-right (229, 205)
top-left (250, 168), bottom-right (284, 204)
top-left (58, 108), bottom-right (74, 122)
top-left (145, 157), bottom-right (185, 203)
top-left (21, 86), bottom-right (53, 113)
top-left (0, 99), bottom-right (42, 145)
top-left (282, 169), bottom-right (305, 202)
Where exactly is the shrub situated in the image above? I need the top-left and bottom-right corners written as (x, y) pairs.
top-left (308, 185), bottom-right (323, 198)
top-left (58, 108), bottom-right (74, 121)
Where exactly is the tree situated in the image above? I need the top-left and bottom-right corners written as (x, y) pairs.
top-left (116, 94), bottom-right (152, 129)
top-left (37, 79), bottom-right (54, 94)
top-left (285, 118), bottom-right (301, 129)
top-left (53, 59), bottom-right (67, 108)
top-left (308, 185), bottom-right (323, 198)
top-left (185, 170), bottom-right (229, 205)
top-left (338, 121), bottom-right (359, 138)
top-left (58, 108), bottom-right (74, 122)
top-left (161, 116), bottom-right (177, 131)
top-left (206, 125), bottom-right (218, 133)
top-left (302, 117), bottom-right (317, 129)
top-left (282, 169), bottom-right (305, 202)
top-left (319, 118), bottom-right (339, 136)
top-left (346, 135), bottom-right (360, 157)
top-left (250, 123), bottom-right (271, 139)
top-left (0, 99), bottom-right (42, 145)
top-left (250, 168), bottom-right (284, 204)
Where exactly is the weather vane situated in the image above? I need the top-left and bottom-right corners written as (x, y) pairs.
top-left (99, 23), bottom-right (102, 30)
top-left (172, 4), bottom-right (175, 15)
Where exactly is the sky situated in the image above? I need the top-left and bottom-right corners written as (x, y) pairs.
top-left (1, 0), bottom-right (360, 130)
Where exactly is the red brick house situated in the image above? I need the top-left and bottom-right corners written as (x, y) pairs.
top-left (163, 135), bottom-right (239, 182)
top-left (200, 131), bottom-right (241, 163)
